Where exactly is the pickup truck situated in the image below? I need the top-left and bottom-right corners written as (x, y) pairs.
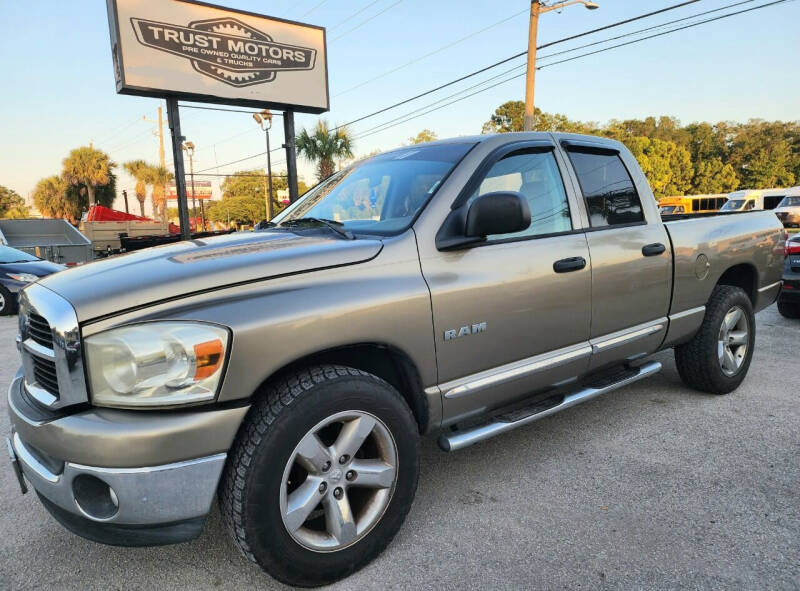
top-left (7, 133), bottom-right (784, 587)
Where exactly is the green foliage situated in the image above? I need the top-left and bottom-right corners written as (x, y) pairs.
top-left (62, 146), bottom-right (116, 207)
top-left (483, 102), bottom-right (800, 197)
top-left (296, 121), bottom-right (355, 181)
top-left (33, 176), bottom-right (72, 220)
top-left (123, 159), bottom-right (150, 216)
top-left (408, 129), bottom-right (438, 144)
top-left (0, 186), bottom-right (26, 218)
top-left (206, 169), bottom-right (293, 226)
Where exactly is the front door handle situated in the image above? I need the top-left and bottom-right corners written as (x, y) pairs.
top-left (642, 243), bottom-right (666, 257)
top-left (553, 256), bottom-right (587, 273)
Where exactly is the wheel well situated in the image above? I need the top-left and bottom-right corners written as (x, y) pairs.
top-left (259, 344), bottom-right (430, 434)
top-left (717, 263), bottom-right (757, 304)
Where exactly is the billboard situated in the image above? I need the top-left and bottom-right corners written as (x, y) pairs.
top-left (166, 180), bottom-right (213, 200)
top-left (106, 0), bottom-right (329, 113)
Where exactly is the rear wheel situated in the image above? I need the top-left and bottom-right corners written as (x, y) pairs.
top-left (220, 365), bottom-right (419, 587)
top-left (674, 285), bottom-right (755, 394)
top-left (777, 298), bottom-right (800, 319)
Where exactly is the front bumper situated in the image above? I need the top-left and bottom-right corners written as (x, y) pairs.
top-left (7, 371), bottom-right (249, 545)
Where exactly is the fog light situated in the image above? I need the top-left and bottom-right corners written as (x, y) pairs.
top-left (72, 474), bottom-right (119, 520)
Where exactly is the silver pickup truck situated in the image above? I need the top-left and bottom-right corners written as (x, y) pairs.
top-left (7, 133), bottom-right (784, 586)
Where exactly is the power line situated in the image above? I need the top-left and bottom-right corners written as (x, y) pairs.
top-left (330, 0), bottom-right (403, 42)
top-left (353, 0), bottom-right (793, 141)
top-left (334, 8), bottom-right (529, 97)
top-left (178, 104), bottom-right (283, 116)
top-left (332, 0), bottom-right (703, 131)
top-left (329, 0), bottom-right (383, 31)
top-left (299, 0), bottom-right (328, 18)
top-left (538, 0), bottom-right (793, 69)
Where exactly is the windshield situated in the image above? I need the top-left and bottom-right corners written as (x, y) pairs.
top-left (273, 143), bottom-right (474, 235)
top-left (778, 196), bottom-right (800, 208)
top-left (0, 245), bottom-right (38, 264)
top-left (721, 199), bottom-right (744, 211)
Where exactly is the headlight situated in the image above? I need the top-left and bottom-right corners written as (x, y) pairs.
top-left (85, 322), bottom-right (229, 408)
top-left (7, 273), bottom-right (39, 283)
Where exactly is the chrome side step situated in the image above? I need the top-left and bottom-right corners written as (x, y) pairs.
top-left (438, 360), bottom-right (662, 452)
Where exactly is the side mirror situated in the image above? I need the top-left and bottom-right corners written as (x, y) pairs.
top-left (465, 192), bottom-right (531, 238)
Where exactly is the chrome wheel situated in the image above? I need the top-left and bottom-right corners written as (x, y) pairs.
top-left (718, 305), bottom-right (749, 376)
top-left (279, 410), bottom-right (398, 552)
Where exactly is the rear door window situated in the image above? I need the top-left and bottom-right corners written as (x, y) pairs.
top-left (566, 149), bottom-right (644, 227)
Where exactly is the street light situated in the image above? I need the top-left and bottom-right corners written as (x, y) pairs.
top-left (182, 141), bottom-right (199, 232)
top-left (524, 0), bottom-right (599, 131)
top-left (253, 109), bottom-right (274, 221)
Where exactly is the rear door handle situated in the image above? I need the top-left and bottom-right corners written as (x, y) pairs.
top-left (642, 243), bottom-right (666, 257)
top-left (553, 256), bottom-right (587, 273)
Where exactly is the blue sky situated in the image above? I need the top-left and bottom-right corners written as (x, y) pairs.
top-left (1, 0), bottom-right (798, 213)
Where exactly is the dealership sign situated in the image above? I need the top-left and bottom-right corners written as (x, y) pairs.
top-left (166, 180), bottom-right (213, 200)
top-left (106, 0), bottom-right (328, 112)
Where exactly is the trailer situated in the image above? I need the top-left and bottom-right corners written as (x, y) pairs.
top-left (0, 219), bottom-right (93, 265)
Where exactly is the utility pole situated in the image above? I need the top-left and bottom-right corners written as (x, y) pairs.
top-left (144, 105), bottom-right (167, 167)
top-left (524, 0), bottom-right (599, 131)
top-left (122, 189), bottom-right (129, 214)
top-left (165, 98), bottom-right (191, 241)
top-left (183, 141), bottom-right (197, 232)
top-left (253, 110), bottom-right (274, 220)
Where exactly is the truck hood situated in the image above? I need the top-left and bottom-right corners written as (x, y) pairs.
top-left (38, 230), bottom-right (383, 321)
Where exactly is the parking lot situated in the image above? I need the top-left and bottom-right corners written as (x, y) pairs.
top-left (0, 306), bottom-right (797, 590)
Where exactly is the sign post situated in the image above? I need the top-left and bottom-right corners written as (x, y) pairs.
top-left (106, 0), bottom-right (329, 234)
top-left (165, 97), bottom-right (192, 240)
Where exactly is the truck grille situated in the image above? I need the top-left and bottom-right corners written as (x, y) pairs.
top-left (27, 313), bottom-right (54, 348)
top-left (17, 284), bottom-right (87, 410)
top-left (32, 356), bottom-right (60, 397)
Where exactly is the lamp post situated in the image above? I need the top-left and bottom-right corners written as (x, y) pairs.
top-left (182, 141), bottom-right (197, 232)
top-left (253, 110), bottom-right (274, 221)
top-left (524, 0), bottom-right (599, 131)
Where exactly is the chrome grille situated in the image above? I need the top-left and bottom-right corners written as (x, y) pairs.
top-left (27, 313), bottom-right (54, 349)
top-left (17, 284), bottom-right (87, 410)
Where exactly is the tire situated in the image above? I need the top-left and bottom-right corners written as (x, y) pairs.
top-left (777, 299), bottom-right (800, 319)
top-left (0, 286), bottom-right (14, 316)
top-left (674, 285), bottom-right (756, 394)
top-left (219, 365), bottom-right (420, 587)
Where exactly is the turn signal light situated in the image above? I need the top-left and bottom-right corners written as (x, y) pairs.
top-left (194, 339), bottom-right (224, 379)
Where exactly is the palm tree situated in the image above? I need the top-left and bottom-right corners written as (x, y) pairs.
top-left (144, 165), bottom-right (173, 221)
top-left (32, 176), bottom-right (73, 220)
top-left (296, 121), bottom-right (354, 181)
top-left (123, 159), bottom-right (150, 216)
top-left (62, 146), bottom-right (116, 208)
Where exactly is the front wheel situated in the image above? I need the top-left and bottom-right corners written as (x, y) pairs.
top-left (220, 365), bottom-right (419, 587)
top-left (0, 286), bottom-right (14, 315)
top-left (674, 285), bottom-right (756, 394)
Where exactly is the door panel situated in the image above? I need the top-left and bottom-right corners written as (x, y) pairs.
top-left (421, 233), bottom-right (592, 425)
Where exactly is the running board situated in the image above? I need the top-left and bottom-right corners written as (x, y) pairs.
top-left (438, 360), bottom-right (662, 452)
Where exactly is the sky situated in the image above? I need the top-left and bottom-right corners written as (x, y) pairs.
top-left (1, 0), bottom-right (798, 216)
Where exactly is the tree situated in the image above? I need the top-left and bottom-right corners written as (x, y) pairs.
top-left (61, 146), bottom-right (116, 208)
top-left (482, 102), bottom-right (589, 134)
top-left (0, 186), bottom-right (25, 218)
top-left (296, 121), bottom-right (354, 181)
top-left (623, 136), bottom-right (693, 198)
top-left (144, 165), bottom-right (173, 221)
top-left (123, 159), bottom-right (150, 216)
top-left (32, 176), bottom-right (72, 220)
top-left (692, 158), bottom-right (739, 194)
top-left (409, 129), bottom-right (437, 144)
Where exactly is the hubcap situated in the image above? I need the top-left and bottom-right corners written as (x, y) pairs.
top-left (718, 305), bottom-right (749, 377)
top-left (279, 410), bottom-right (398, 552)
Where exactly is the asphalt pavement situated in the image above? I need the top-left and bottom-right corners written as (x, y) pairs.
top-left (0, 306), bottom-right (797, 590)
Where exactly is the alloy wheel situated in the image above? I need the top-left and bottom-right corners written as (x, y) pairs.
top-left (718, 305), bottom-right (749, 376)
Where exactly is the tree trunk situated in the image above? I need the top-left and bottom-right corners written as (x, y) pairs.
top-left (86, 184), bottom-right (96, 208)
top-left (138, 198), bottom-right (146, 217)
top-left (318, 158), bottom-right (335, 181)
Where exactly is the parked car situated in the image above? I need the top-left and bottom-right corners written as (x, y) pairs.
top-left (778, 233), bottom-right (800, 318)
top-left (7, 133), bottom-right (784, 587)
top-left (773, 187), bottom-right (800, 228)
top-left (0, 246), bottom-right (64, 315)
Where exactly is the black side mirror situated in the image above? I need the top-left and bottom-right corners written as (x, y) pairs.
top-left (465, 191), bottom-right (531, 237)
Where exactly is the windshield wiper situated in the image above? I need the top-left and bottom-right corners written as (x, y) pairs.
top-left (279, 217), bottom-right (355, 240)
